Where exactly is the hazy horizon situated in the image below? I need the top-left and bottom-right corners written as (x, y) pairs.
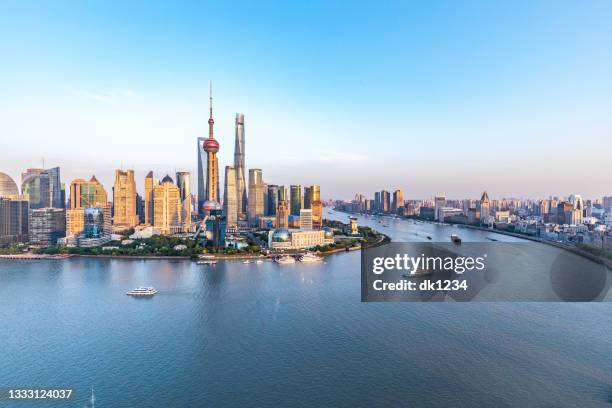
top-left (1, 1), bottom-right (611, 200)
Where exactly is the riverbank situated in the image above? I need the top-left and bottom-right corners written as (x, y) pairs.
top-left (459, 224), bottom-right (612, 271)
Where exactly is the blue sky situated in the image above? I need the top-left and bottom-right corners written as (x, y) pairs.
top-left (0, 1), bottom-right (611, 199)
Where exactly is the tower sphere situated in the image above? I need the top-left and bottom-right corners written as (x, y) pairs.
top-left (203, 138), bottom-right (219, 153)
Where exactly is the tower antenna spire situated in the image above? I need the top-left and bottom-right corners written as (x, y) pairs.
top-left (208, 81), bottom-right (214, 139)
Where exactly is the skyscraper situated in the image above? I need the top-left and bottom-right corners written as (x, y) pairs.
top-left (70, 176), bottom-right (107, 209)
top-left (196, 136), bottom-right (206, 216)
top-left (278, 185), bottom-right (288, 202)
top-left (234, 113), bottom-right (247, 220)
top-left (276, 200), bottom-right (289, 229)
top-left (176, 171), bottom-right (192, 230)
top-left (479, 192), bottom-right (490, 223)
top-left (0, 196), bottom-right (29, 245)
top-left (112, 169), bottom-right (137, 230)
top-left (290, 185), bottom-right (302, 216)
top-left (248, 169), bottom-right (265, 226)
top-left (21, 168), bottom-right (50, 209)
top-left (392, 189), bottom-right (403, 213)
top-left (311, 200), bottom-right (323, 229)
top-left (203, 82), bottom-right (220, 205)
top-left (435, 194), bottom-right (446, 222)
top-left (153, 175), bottom-right (182, 235)
top-left (29, 207), bottom-right (66, 246)
top-left (267, 184), bottom-right (278, 216)
top-left (304, 185), bottom-right (320, 209)
top-left (45, 167), bottom-right (63, 208)
top-left (144, 171), bottom-right (155, 225)
top-left (223, 166), bottom-right (238, 228)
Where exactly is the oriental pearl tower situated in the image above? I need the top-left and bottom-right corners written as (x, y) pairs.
top-left (202, 82), bottom-right (221, 215)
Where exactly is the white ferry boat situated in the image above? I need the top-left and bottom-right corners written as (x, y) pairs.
top-left (126, 287), bottom-right (157, 296)
top-left (300, 253), bottom-right (323, 263)
top-left (275, 256), bottom-right (296, 265)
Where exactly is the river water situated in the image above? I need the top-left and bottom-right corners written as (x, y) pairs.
top-left (0, 209), bottom-right (610, 407)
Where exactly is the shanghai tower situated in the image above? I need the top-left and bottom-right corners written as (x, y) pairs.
top-left (234, 113), bottom-right (247, 220)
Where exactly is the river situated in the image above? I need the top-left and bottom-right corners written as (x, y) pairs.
top-left (0, 209), bottom-right (610, 407)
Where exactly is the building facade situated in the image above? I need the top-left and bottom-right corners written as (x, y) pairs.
top-left (153, 175), bottom-right (182, 235)
top-left (29, 208), bottom-right (66, 246)
top-left (234, 113), bottom-right (247, 221)
top-left (113, 169), bottom-right (137, 230)
top-left (223, 166), bottom-right (238, 228)
top-left (248, 169), bottom-right (265, 226)
top-left (290, 185), bottom-right (302, 216)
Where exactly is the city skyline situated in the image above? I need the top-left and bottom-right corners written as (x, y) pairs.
top-left (1, 2), bottom-right (611, 198)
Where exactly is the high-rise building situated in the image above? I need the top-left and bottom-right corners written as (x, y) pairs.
top-left (290, 185), bottom-right (302, 216)
top-left (304, 186), bottom-right (313, 209)
top-left (300, 209), bottom-right (313, 230)
top-left (176, 171), bottom-right (192, 230)
top-left (45, 167), bottom-right (63, 208)
top-left (0, 196), bottom-right (28, 245)
top-left (197, 136), bottom-right (207, 217)
top-left (267, 185), bottom-right (279, 216)
top-left (144, 171), bottom-right (155, 225)
top-left (21, 169), bottom-right (49, 209)
top-left (392, 190), bottom-right (403, 213)
top-left (276, 200), bottom-right (289, 229)
top-left (248, 169), bottom-right (265, 226)
top-left (381, 190), bottom-right (390, 213)
top-left (204, 209), bottom-right (226, 249)
top-left (234, 113), bottom-right (247, 220)
top-left (479, 192), bottom-right (490, 224)
top-left (223, 166), bottom-right (238, 228)
top-left (434, 194), bottom-right (446, 221)
top-left (374, 192), bottom-right (381, 212)
top-left (304, 185), bottom-right (320, 209)
top-left (278, 185), bottom-right (288, 202)
top-left (311, 200), bottom-right (323, 229)
top-left (203, 83), bottom-right (220, 206)
top-left (69, 176), bottom-right (107, 209)
top-left (112, 169), bottom-right (137, 230)
top-left (29, 208), bottom-right (66, 246)
top-left (21, 167), bottom-right (63, 209)
top-left (153, 175), bottom-right (182, 235)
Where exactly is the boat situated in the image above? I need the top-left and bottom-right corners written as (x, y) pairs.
top-left (256, 259), bottom-right (264, 264)
top-left (275, 256), bottom-right (296, 265)
top-left (451, 234), bottom-right (462, 244)
top-left (126, 287), bottom-right (157, 296)
top-left (242, 260), bottom-right (251, 264)
top-left (197, 260), bottom-right (217, 265)
top-left (300, 253), bottom-right (323, 263)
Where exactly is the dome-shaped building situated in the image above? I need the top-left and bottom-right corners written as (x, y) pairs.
top-left (271, 228), bottom-right (291, 242)
top-left (323, 227), bottom-right (334, 240)
top-left (0, 172), bottom-right (19, 197)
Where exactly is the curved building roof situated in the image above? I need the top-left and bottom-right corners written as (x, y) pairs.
top-left (0, 172), bottom-right (19, 197)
